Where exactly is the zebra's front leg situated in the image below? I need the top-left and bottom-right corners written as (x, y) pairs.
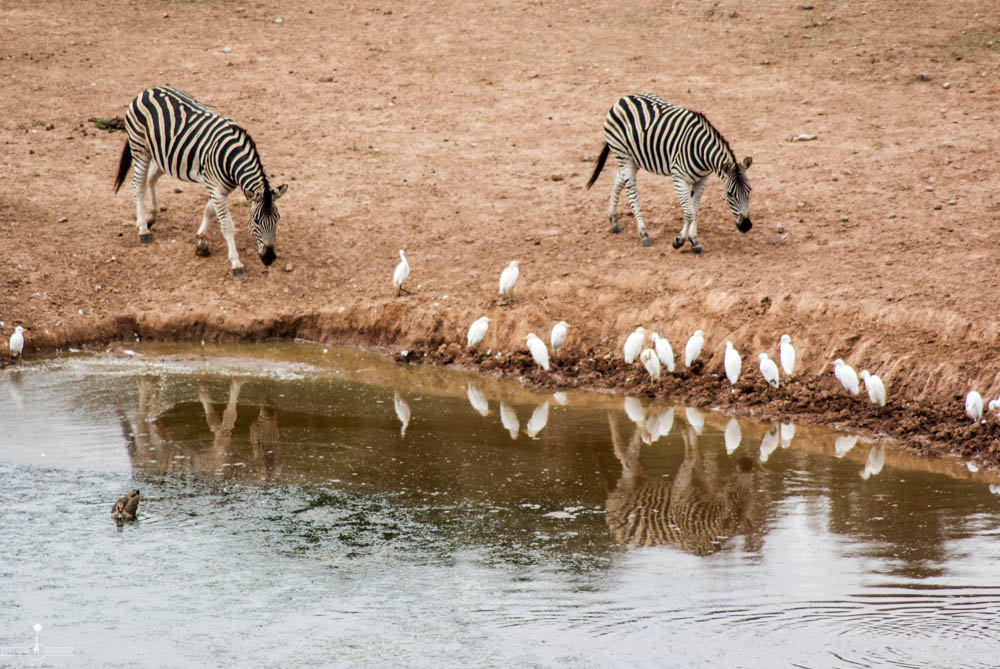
top-left (210, 192), bottom-right (245, 276)
top-left (607, 168), bottom-right (626, 234)
top-left (670, 176), bottom-right (700, 254)
top-left (623, 166), bottom-right (652, 247)
top-left (130, 154), bottom-right (153, 244)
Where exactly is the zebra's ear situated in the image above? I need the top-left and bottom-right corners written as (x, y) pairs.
top-left (271, 184), bottom-right (288, 200)
top-left (742, 156), bottom-right (753, 170)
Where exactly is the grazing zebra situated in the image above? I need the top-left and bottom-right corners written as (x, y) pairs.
top-left (586, 93), bottom-right (753, 254)
top-left (113, 86), bottom-right (287, 275)
top-left (605, 415), bottom-right (762, 553)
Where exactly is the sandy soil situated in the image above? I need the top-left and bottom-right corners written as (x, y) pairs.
top-left (2, 1), bottom-right (999, 464)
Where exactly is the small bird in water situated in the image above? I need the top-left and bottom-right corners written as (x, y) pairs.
top-left (623, 327), bottom-right (647, 364)
top-left (833, 359), bottom-right (860, 396)
top-left (685, 330), bottom-right (705, 368)
top-left (639, 348), bottom-right (661, 380)
top-left (550, 321), bottom-right (568, 356)
top-left (498, 260), bottom-right (519, 304)
top-left (392, 249), bottom-right (410, 297)
top-left (779, 334), bottom-right (795, 377)
top-left (467, 316), bottom-right (489, 348)
top-left (525, 332), bottom-right (550, 371)
top-left (860, 370), bottom-right (886, 407)
top-left (724, 341), bottom-right (742, 386)
top-left (9, 325), bottom-right (24, 364)
top-left (111, 489), bottom-right (140, 524)
top-left (759, 353), bottom-right (780, 388)
top-left (651, 332), bottom-right (674, 373)
top-left (965, 390), bottom-right (983, 423)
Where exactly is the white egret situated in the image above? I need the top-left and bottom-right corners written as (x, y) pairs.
top-left (834, 435), bottom-right (858, 458)
top-left (860, 370), bottom-right (886, 407)
top-left (685, 406), bottom-right (705, 435)
top-left (9, 326), bottom-right (25, 363)
top-left (624, 396), bottom-right (645, 424)
top-left (684, 330), bottom-right (705, 368)
top-left (758, 353), bottom-right (780, 388)
top-left (499, 402), bottom-right (519, 439)
top-left (989, 397), bottom-right (1000, 415)
top-left (466, 316), bottom-right (489, 348)
top-left (651, 332), bottom-right (675, 373)
top-left (525, 333), bottom-right (550, 371)
top-left (525, 401), bottom-right (550, 438)
top-left (639, 348), bottom-right (661, 380)
top-left (392, 250), bottom-right (410, 296)
top-left (724, 341), bottom-right (742, 386)
top-left (966, 390), bottom-right (983, 423)
top-left (861, 444), bottom-right (886, 480)
top-left (779, 422), bottom-right (796, 448)
top-left (759, 428), bottom-right (779, 463)
top-left (498, 260), bottom-right (519, 303)
top-left (724, 417), bottom-right (742, 455)
top-left (467, 383), bottom-right (489, 416)
top-left (550, 321), bottom-right (568, 355)
top-left (623, 327), bottom-right (647, 364)
top-left (833, 359), bottom-right (860, 395)
top-left (779, 334), bottom-right (796, 377)
top-left (394, 391), bottom-right (411, 437)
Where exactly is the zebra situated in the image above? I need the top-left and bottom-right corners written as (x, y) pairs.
top-left (113, 86), bottom-right (287, 275)
top-left (586, 93), bottom-right (753, 254)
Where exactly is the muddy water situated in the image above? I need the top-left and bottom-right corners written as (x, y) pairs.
top-left (2, 344), bottom-right (999, 668)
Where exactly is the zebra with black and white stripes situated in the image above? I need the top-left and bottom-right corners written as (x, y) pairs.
top-left (113, 86), bottom-right (287, 275)
top-left (586, 93), bottom-right (753, 254)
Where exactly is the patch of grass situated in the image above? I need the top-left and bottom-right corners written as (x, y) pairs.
top-left (90, 116), bottom-right (126, 132)
top-left (945, 26), bottom-right (1000, 60)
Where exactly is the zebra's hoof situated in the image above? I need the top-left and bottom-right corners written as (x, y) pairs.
top-left (672, 236), bottom-right (684, 250)
top-left (692, 244), bottom-right (703, 255)
top-left (641, 236), bottom-right (653, 247)
top-left (195, 240), bottom-right (211, 257)
top-left (610, 224), bottom-right (621, 234)
top-left (232, 267), bottom-right (245, 277)
top-left (139, 233), bottom-right (152, 244)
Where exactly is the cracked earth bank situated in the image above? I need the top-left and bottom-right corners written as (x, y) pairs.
top-left (1, 1), bottom-right (999, 465)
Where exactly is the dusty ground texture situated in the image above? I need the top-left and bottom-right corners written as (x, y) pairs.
top-left (2, 1), bottom-right (999, 464)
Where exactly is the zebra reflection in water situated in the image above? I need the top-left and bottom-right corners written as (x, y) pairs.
top-left (605, 413), bottom-right (765, 554)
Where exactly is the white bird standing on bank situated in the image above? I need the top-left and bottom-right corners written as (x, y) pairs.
top-left (525, 333), bottom-right (550, 371)
top-left (724, 341), bottom-right (742, 386)
top-left (639, 348), bottom-right (661, 380)
top-left (498, 260), bottom-right (519, 303)
top-left (966, 390), bottom-right (983, 423)
top-left (779, 334), bottom-right (796, 377)
top-left (833, 359), bottom-right (860, 395)
top-left (989, 396), bottom-right (1000, 418)
top-left (392, 250), bottom-right (410, 297)
top-left (623, 327), bottom-right (647, 364)
top-left (860, 370), bottom-right (886, 407)
top-left (467, 316), bottom-right (489, 348)
top-left (550, 321), bottom-right (568, 356)
top-left (9, 326), bottom-right (24, 363)
top-left (685, 330), bottom-right (705, 368)
top-left (759, 353), bottom-right (780, 388)
top-left (651, 333), bottom-right (675, 373)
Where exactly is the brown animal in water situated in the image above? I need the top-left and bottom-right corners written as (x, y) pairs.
top-left (111, 489), bottom-right (140, 524)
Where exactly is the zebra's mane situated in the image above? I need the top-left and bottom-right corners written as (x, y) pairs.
top-left (241, 130), bottom-right (274, 214)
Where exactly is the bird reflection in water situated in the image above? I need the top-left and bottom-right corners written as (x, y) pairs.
top-left (499, 402), bottom-right (519, 440)
top-left (394, 391), bottom-right (411, 437)
top-left (861, 443), bottom-right (886, 480)
top-left (525, 401), bottom-right (550, 438)
top-left (605, 413), bottom-right (765, 554)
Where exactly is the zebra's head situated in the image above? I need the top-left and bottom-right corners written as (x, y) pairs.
top-left (248, 183), bottom-right (288, 266)
top-left (723, 156), bottom-right (753, 233)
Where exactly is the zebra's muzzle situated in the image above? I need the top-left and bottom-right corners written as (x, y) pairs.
top-left (260, 246), bottom-right (277, 266)
top-left (737, 217), bottom-right (752, 233)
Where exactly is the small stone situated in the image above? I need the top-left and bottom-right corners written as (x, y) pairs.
top-left (274, 17), bottom-right (283, 23)
top-left (775, 223), bottom-right (784, 233)
top-left (57, 216), bottom-right (68, 223)
top-left (235, 6), bottom-right (246, 12)
top-left (222, 46), bottom-right (232, 54)
top-left (916, 73), bottom-right (932, 82)
top-left (284, 262), bottom-right (294, 272)
top-left (174, 187), bottom-right (183, 193)
top-left (551, 174), bottom-right (564, 181)
top-left (840, 216), bottom-right (849, 222)
top-left (800, 3), bottom-right (814, 9)
top-left (933, 203), bottom-right (943, 210)
top-left (792, 133), bottom-right (817, 142)
top-left (947, 199), bottom-right (957, 206)
top-left (942, 81), bottom-right (951, 89)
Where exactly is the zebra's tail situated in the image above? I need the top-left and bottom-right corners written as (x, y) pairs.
top-left (585, 143), bottom-right (610, 190)
top-left (113, 141), bottom-right (132, 194)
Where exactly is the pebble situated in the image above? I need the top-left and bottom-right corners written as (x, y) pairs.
top-left (942, 82), bottom-right (951, 89)
top-left (934, 203), bottom-right (943, 210)
top-left (274, 17), bottom-right (283, 23)
top-left (947, 199), bottom-right (957, 206)
top-left (776, 223), bottom-right (784, 233)
top-left (222, 46), bottom-right (232, 54)
top-left (284, 262), bottom-right (294, 272)
top-left (792, 133), bottom-right (817, 142)
top-left (57, 216), bottom-right (68, 223)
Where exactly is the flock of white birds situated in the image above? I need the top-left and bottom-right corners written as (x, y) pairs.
top-left (390, 251), bottom-right (1000, 427)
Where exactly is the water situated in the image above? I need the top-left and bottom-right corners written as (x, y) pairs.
top-left (1, 343), bottom-right (999, 667)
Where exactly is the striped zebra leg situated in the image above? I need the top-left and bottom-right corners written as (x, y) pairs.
top-left (620, 160), bottom-right (652, 247)
top-left (129, 146), bottom-right (154, 244)
top-left (670, 175), bottom-right (703, 254)
top-left (145, 162), bottom-right (164, 229)
top-left (607, 168), bottom-right (626, 234)
top-left (208, 189), bottom-right (246, 275)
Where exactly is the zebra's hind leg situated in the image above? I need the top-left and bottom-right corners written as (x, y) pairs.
top-left (195, 197), bottom-right (216, 257)
top-left (607, 168), bottom-right (626, 234)
top-left (622, 162), bottom-right (652, 247)
top-left (130, 151), bottom-right (153, 244)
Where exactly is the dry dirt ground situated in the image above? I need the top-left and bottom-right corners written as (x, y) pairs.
top-left (2, 1), bottom-right (999, 464)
